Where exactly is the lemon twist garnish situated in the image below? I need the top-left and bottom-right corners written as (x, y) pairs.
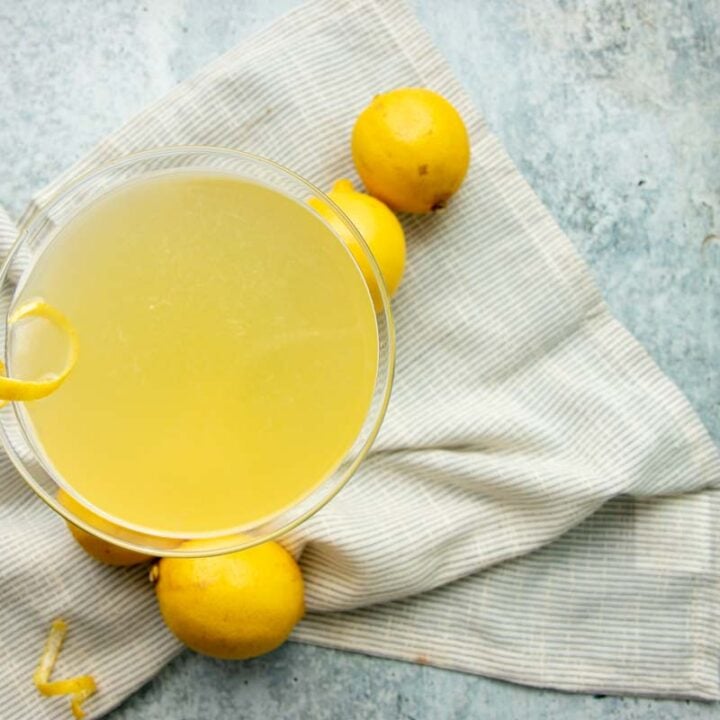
top-left (70, 688), bottom-right (96, 719)
top-left (34, 618), bottom-right (97, 719)
top-left (0, 299), bottom-right (78, 405)
top-left (33, 619), bottom-right (67, 689)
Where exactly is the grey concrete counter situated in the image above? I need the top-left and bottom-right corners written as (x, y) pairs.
top-left (1, 1), bottom-right (718, 718)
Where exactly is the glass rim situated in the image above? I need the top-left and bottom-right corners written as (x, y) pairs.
top-left (0, 145), bottom-right (396, 557)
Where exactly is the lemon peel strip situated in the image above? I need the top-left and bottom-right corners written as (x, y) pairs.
top-left (33, 618), bottom-right (67, 688)
top-left (34, 618), bottom-right (97, 718)
top-left (37, 675), bottom-right (96, 696)
top-left (71, 687), bottom-right (96, 719)
top-left (0, 298), bottom-right (79, 402)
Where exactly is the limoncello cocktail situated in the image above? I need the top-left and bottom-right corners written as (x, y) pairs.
top-left (6, 159), bottom-right (386, 543)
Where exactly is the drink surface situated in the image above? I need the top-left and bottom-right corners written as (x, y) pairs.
top-left (11, 173), bottom-right (379, 534)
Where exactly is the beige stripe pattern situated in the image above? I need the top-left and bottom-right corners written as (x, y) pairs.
top-left (1, 0), bottom-right (719, 716)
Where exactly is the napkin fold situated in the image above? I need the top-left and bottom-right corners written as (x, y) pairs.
top-left (2, 0), bottom-right (719, 717)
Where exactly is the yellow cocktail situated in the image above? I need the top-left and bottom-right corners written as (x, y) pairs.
top-left (2, 149), bottom-right (393, 551)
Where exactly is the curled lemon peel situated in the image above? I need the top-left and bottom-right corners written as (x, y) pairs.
top-left (71, 687), bottom-right (96, 719)
top-left (0, 298), bottom-right (78, 403)
top-left (33, 618), bottom-right (67, 689)
top-left (36, 676), bottom-right (96, 697)
top-left (34, 618), bottom-right (97, 719)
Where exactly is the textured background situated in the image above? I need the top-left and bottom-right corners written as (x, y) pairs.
top-left (1, 0), bottom-right (719, 718)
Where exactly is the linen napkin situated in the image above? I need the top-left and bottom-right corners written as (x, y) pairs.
top-left (2, 0), bottom-right (719, 717)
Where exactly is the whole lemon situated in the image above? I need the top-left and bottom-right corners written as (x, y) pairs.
top-left (57, 489), bottom-right (152, 566)
top-left (152, 539), bottom-right (304, 660)
top-left (310, 179), bottom-right (405, 310)
top-left (352, 87), bottom-right (470, 213)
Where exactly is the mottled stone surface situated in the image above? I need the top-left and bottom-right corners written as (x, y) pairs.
top-left (1, 0), bottom-right (718, 718)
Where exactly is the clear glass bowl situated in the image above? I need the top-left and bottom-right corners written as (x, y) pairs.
top-left (0, 146), bottom-right (395, 556)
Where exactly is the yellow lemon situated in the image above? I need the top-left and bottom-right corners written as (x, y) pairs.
top-left (352, 87), bottom-right (470, 213)
top-left (310, 179), bottom-right (405, 310)
top-left (57, 489), bottom-right (153, 566)
top-left (152, 538), bottom-right (304, 660)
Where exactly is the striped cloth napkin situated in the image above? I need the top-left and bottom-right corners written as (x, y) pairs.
top-left (2, 0), bottom-right (719, 717)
